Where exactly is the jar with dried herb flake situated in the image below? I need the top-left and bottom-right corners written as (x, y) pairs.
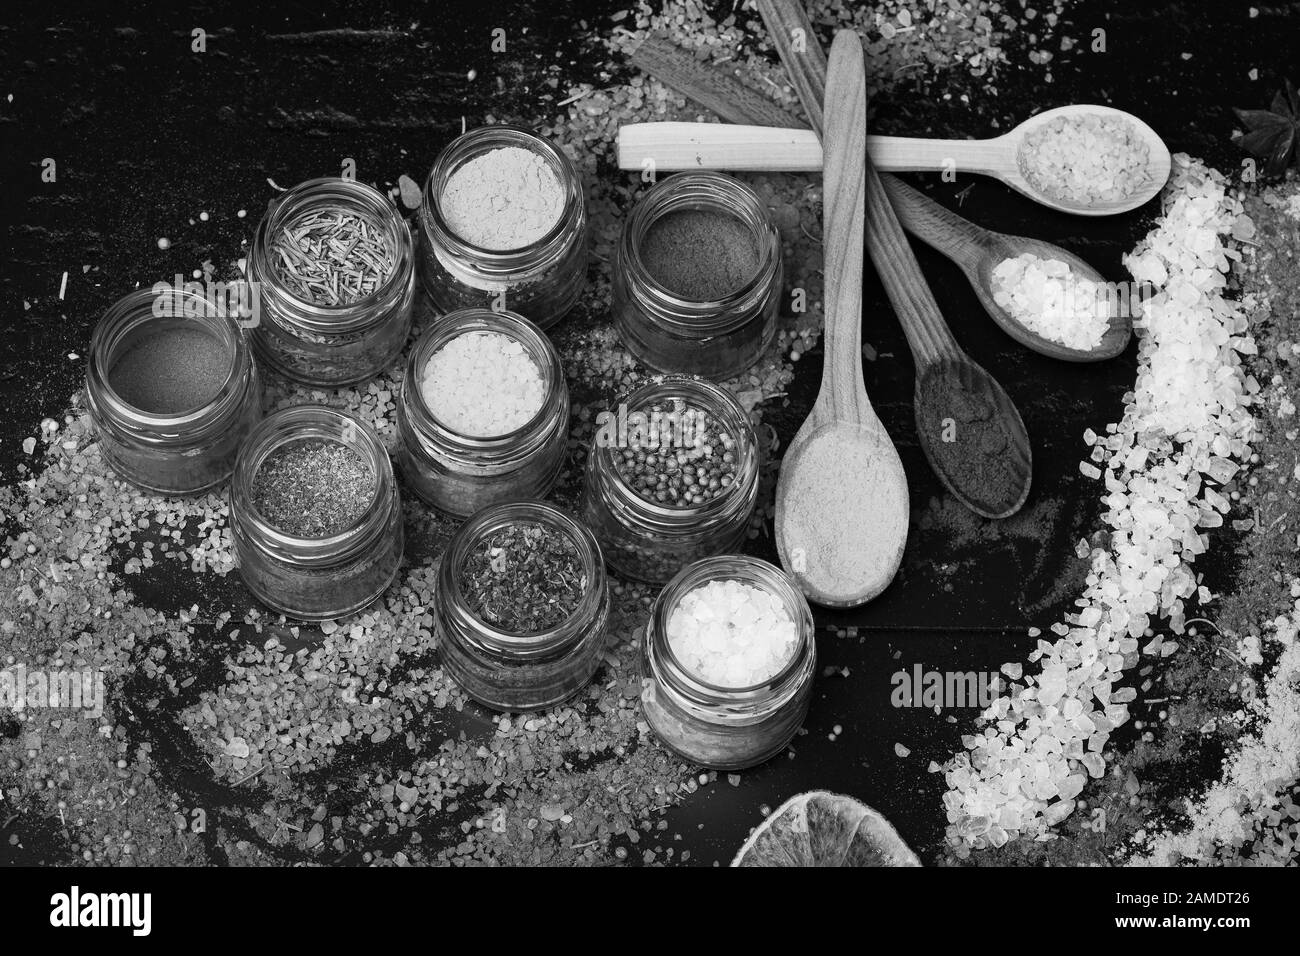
top-left (86, 287), bottom-right (262, 496)
top-left (641, 556), bottom-right (815, 771)
top-left (247, 177), bottom-right (415, 387)
top-left (433, 500), bottom-right (609, 711)
top-left (396, 308), bottom-right (569, 518)
top-left (579, 377), bottom-right (759, 584)
top-left (416, 126), bottom-right (588, 331)
top-left (229, 406), bottom-right (403, 621)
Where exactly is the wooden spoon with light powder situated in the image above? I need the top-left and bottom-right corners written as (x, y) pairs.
top-left (773, 32), bottom-right (909, 608)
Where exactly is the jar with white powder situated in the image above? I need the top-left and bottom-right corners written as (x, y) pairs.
top-left (640, 555), bottom-right (816, 771)
top-left (396, 308), bottom-right (570, 517)
top-left (417, 126), bottom-right (588, 331)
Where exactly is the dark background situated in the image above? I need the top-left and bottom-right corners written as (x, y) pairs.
top-left (1, 0), bottom-right (1294, 865)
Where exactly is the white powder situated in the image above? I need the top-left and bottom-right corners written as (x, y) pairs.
top-left (1019, 113), bottom-right (1150, 205)
top-left (991, 253), bottom-right (1112, 350)
top-left (440, 146), bottom-right (564, 251)
top-left (420, 331), bottom-right (545, 437)
top-left (668, 579), bottom-right (798, 687)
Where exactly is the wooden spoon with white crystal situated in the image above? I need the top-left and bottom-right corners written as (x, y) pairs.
top-left (618, 103), bottom-right (1171, 217)
top-left (881, 176), bottom-right (1133, 362)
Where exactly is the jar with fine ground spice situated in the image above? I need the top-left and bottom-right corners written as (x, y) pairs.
top-left (640, 555), bottom-right (816, 771)
top-left (229, 406), bottom-right (403, 620)
top-left (579, 376), bottom-right (759, 584)
top-left (416, 125), bottom-right (588, 330)
top-left (246, 177), bottom-right (416, 387)
top-left (613, 172), bottom-right (782, 379)
top-left (396, 309), bottom-right (569, 518)
top-left (433, 500), bottom-right (610, 711)
top-left (85, 287), bottom-right (262, 496)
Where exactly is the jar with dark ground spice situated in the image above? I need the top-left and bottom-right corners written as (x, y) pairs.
top-left (396, 309), bottom-right (569, 517)
top-left (229, 406), bottom-right (403, 620)
top-left (246, 177), bottom-right (415, 386)
top-left (579, 377), bottom-right (759, 584)
top-left (85, 287), bottom-right (262, 495)
top-left (613, 172), bottom-right (781, 379)
top-left (640, 555), bottom-right (815, 771)
top-left (433, 500), bottom-right (610, 711)
top-left (417, 126), bottom-right (588, 331)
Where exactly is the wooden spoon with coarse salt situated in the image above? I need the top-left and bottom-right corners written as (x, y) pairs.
top-left (773, 31), bottom-right (910, 608)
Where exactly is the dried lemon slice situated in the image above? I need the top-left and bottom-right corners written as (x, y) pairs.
top-left (732, 791), bottom-right (921, 867)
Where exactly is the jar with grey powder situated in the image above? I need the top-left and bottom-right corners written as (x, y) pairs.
top-left (417, 126), bottom-right (588, 331)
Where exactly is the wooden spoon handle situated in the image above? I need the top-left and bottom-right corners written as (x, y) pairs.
top-left (820, 32), bottom-right (869, 422)
top-left (758, 0), bottom-right (960, 370)
top-left (617, 123), bottom-right (823, 172)
top-left (880, 174), bottom-right (993, 274)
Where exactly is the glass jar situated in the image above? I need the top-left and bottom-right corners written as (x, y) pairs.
top-left (416, 125), bottom-right (588, 331)
top-left (229, 406), bottom-right (403, 621)
top-left (396, 309), bottom-right (569, 518)
top-left (641, 555), bottom-right (816, 771)
top-left (613, 172), bottom-right (782, 380)
top-left (433, 500), bottom-right (610, 711)
top-left (579, 377), bottom-right (759, 584)
top-left (246, 177), bottom-right (415, 387)
top-left (85, 287), bottom-right (262, 496)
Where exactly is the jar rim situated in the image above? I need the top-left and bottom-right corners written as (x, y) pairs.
top-left (230, 405), bottom-right (395, 563)
top-left (592, 376), bottom-right (758, 527)
top-left (649, 555), bottom-right (815, 699)
top-left (403, 309), bottom-right (563, 451)
top-left (617, 171), bottom-right (781, 334)
top-left (420, 125), bottom-right (584, 269)
top-left (250, 177), bottom-right (414, 331)
top-left (442, 500), bottom-right (607, 652)
top-left (86, 287), bottom-right (247, 430)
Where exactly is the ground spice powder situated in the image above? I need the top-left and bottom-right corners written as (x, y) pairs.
top-left (108, 326), bottom-right (232, 414)
top-left (640, 208), bottom-right (759, 300)
top-left (251, 438), bottom-right (376, 537)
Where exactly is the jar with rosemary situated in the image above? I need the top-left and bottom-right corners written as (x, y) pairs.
top-left (229, 406), bottom-right (403, 621)
top-left (246, 177), bottom-right (415, 387)
top-left (416, 125), bottom-right (588, 331)
top-left (396, 309), bottom-right (569, 518)
top-left (433, 501), bottom-right (610, 711)
top-left (85, 287), bottom-right (262, 496)
top-left (579, 376), bottom-right (759, 584)
top-left (613, 171), bottom-right (782, 380)
top-left (640, 556), bottom-right (816, 771)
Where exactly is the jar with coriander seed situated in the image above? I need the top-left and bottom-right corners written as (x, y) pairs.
top-left (416, 125), bottom-right (588, 330)
top-left (229, 406), bottom-right (403, 621)
top-left (85, 286), bottom-right (262, 496)
top-left (396, 308), bottom-right (570, 518)
top-left (246, 177), bottom-right (416, 387)
top-left (579, 376), bottom-right (759, 584)
top-left (433, 500), bottom-right (610, 711)
top-left (613, 172), bottom-right (782, 380)
top-left (641, 555), bottom-right (816, 771)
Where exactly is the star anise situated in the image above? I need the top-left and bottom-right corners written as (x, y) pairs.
top-left (1234, 80), bottom-right (1299, 178)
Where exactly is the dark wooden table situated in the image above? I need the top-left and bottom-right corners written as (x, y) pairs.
top-left (2, 0), bottom-right (1294, 864)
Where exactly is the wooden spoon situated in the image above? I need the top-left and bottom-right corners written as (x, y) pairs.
top-left (618, 102), bottom-right (1171, 216)
top-left (881, 175), bottom-right (1132, 361)
top-left (773, 31), bottom-right (909, 608)
top-left (760, 0), bottom-right (1032, 521)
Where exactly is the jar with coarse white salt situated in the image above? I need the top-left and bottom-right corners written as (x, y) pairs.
top-left (640, 555), bottom-right (816, 771)
top-left (396, 309), bottom-right (570, 517)
top-left (416, 126), bottom-right (588, 330)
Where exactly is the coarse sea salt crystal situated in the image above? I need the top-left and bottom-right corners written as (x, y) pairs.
top-left (991, 253), bottom-right (1112, 350)
top-left (667, 579), bottom-right (798, 688)
top-left (421, 331), bottom-right (545, 437)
